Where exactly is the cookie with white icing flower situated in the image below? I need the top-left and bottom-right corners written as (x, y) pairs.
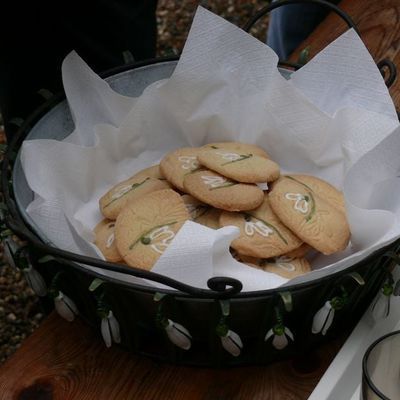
top-left (202, 141), bottom-right (270, 159)
top-left (94, 219), bottom-right (123, 263)
top-left (238, 254), bottom-right (311, 279)
top-left (269, 177), bottom-right (350, 255)
top-left (198, 148), bottom-right (280, 183)
top-left (284, 243), bottom-right (311, 258)
top-left (115, 189), bottom-right (189, 270)
top-left (219, 195), bottom-right (303, 258)
top-left (283, 175), bottom-right (346, 214)
top-left (99, 165), bottom-right (170, 220)
top-left (160, 147), bottom-right (203, 191)
top-left (181, 194), bottom-right (221, 229)
top-left (183, 169), bottom-right (264, 211)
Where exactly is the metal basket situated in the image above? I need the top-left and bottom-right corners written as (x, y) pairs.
top-left (1, 0), bottom-right (399, 366)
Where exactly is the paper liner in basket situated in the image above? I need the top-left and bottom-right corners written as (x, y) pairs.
top-left (21, 7), bottom-right (400, 291)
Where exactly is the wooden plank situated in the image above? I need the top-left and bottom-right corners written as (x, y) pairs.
top-left (289, 0), bottom-right (400, 107)
top-left (0, 313), bottom-right (345, 400)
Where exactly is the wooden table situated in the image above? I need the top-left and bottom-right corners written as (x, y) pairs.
top-left (2, 1), bottom-right (400, 399)
top-left (0, 313), bottom-right (345, 400)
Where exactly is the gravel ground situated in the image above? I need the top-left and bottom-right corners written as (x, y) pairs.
top-left (0, 0), bottom-right (269, 365)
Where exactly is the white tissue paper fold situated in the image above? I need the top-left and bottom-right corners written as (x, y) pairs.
top-left (20, 7), bottom-right (400, 291)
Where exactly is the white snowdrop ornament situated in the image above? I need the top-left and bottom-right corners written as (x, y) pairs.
top-left (312, 301), bottom-right (335, 335)
top-left (219, 328), bottom-right (243, 357)
top-left (265, 324), bottom-right (294, 350)
top-left (312, 291), bottom-right (348, 336)
top-left (216, 300), bottom-right (243, 357)
top-left (164, 319), bottom-right (192, 350)
top-left (23, 263), bottom-right (47, 297)
top-left (154, 292), bottom-right (192, 350)
top-left (371, 283), bottom-right (393, 322)
top-left (54, 291), bottom-right (78, 322)
top-left (100, 310), bottom-right (121, 348)
top-left (2, 236), bottom-right (19, 269)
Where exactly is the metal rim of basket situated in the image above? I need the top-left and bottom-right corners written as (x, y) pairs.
top-left (361, 329), bottom-right (400, 400)
top-left (1, 0), bottom-right (399, 300)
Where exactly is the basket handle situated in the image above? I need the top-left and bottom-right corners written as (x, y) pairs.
top-left (3, 212), bottom-right (243, 299)
top-left (244, 0), bottom-right (397, 88)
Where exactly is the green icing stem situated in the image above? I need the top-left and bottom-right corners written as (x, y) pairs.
top-left (193, 206), bottom-right (211, 220)
top-left (285, 176), bottom-right (316, 222)
top-left (221, 154), bottom-right (252, 166)
top-left (244, 213), bottom-right (288, 245)
top-left (104, 177), bottom-right (150, 208)
top-left (285, 175), bottom-right (314, 192)
top-left (209, 182), bottom-right (238, 191)
top-left (305, 192), bottom-right (316, 222)
top-left (129, 221), bottom-right (178, 250)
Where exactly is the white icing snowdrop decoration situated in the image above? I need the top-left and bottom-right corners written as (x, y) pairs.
top-left (244, 220), bottom-right (273, 237)
top-left (285, 193), bottom-right (309, 214)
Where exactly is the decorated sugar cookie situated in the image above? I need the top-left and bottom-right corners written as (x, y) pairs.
top-left (134, 164), bottom-right (167, 181)
top-left (239, 254), bottom-right (311, 279)
top-left (181, 194), bottom-right (221, 229)
top-left (269, 177), bottom-right (350, 255)
top-left (115, 189), bottom-right (189, 269)
top-left (219, 195), bottom-right (303, 258)
top-left (284, 175), bottom-right (346, 214)
top-left (285, 243), bottom-right (311, 258)
top-left (99, 165), bottom-right (170, 220)
top-left (94, 219), bottom-right (123, 263)
top-left (160, 147), bottom-right (203, 191)
top-left (202, 141), bottom-right (270, 159)
top-left (198, 148), bottom-right (280, 183)
top-left (183, 169), bottom-right (264, 211)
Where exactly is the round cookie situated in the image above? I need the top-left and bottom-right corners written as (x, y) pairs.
top-left (115, 189), bottom-right (189, 270)
top-left (219, 195), bottom-right (303, 258)
top-left (284, 175), bottom-right (346, 214)
top-left (285, 243), bottom-right (311, 258)
top-left (198, 148), bottom-right (280, 183)
top-left (94, 219), bottom-right (123, 263)
top-left (269, 177), bottom-right (350, 255)
top-left (202, 141), bottom-right (270, 159)
top-left (183, 169), bottom-right (264, 211)
top-left (99, 167), bottom-right (170, 220)
top-left (181, 195), bottom-right (221, 229)
top-left (160, 147), bottom-right (202, 191)
top-left (134, 164), bottom-right (166, 181)
top-left (239, 254), bottom-right (311, 279)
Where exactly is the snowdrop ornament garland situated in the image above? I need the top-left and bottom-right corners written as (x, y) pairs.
top-left (3, 241), bottom-right (48, 297)
top-left (370, 274), bottom-right (398, 322)
top-left (265, 307), bottom-right (294, 350)
top-left (216, 300), bottom-right (243, 357)
top-left (89, 279), bottom-right (121, 348)
top-left (21, 253), bottom-right (47, 297)
top-left (312, 288), bottom-right (348, 335)
top-left (48, 272), bottom-right (78, 322)
top-left (154, 293), bottom-right (192, 350)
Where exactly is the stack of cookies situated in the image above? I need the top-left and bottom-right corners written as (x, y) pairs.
top-left (93, 141), bottom-right (351, 281)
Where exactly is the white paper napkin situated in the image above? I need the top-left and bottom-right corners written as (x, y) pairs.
top-left (20, 7), bottom-right (400, 292)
